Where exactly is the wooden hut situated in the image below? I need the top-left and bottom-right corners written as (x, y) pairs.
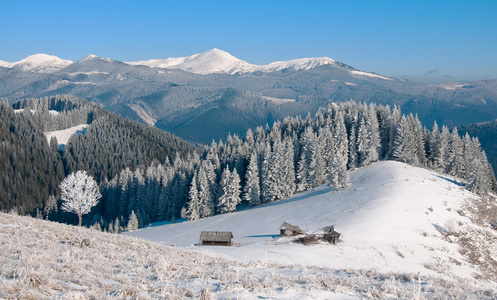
top-left (199, 231), bottom-right (233, 246)
top-left (280, 221), bottom-right (303, 237)
top-left (322, 225), bottom-right (340, 244)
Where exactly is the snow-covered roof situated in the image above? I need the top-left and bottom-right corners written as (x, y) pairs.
top-left (280, 221), bottom-right (302, 232)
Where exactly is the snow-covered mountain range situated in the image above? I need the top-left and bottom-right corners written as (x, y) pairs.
top-left (126, 48), bottom-right (344, 75)
top-left (0, 49), bottom-right (389, 78)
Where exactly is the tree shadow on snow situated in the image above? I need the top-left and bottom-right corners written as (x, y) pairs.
top-left (435, 175), bottom-right (463, 187)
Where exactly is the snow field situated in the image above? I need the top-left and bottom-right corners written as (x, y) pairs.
top-left (1, 212), bottom-right (483, 299)
top-left (129, 161), bottom-right (497, 289)
top-left (44, 124), bottom-right (89, 147)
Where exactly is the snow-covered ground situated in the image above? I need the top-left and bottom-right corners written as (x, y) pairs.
top-left (128, 161), bottom-right (497, 289)
top-left (2, 161), bottom-right (496, 298)
top-left (44, 124), bottom-right (88, 148)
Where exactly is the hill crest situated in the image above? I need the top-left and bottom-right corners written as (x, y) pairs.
top-left (128, 161), bottom-right (497, 287)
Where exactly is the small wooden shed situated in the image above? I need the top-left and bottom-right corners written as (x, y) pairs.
top-left (199, 231), bottom-right (233, 246)
top-left (295, 234), bottom-right (318, 246)
top-left (322, 225), bottom-right (340, 244)
top-left (280, 221), bottom-right (303, 237)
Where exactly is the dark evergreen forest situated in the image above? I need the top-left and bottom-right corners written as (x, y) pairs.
top-left (0, 95), bottom-right (198, 217)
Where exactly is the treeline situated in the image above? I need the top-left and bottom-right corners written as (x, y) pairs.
top-left (0, 95), bottom-right (198, 216)
top-left (91, 101), bottom-right (496, 232)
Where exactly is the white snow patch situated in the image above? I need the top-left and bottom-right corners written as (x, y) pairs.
top-left (350, 70), bottom-right (393, 80)
top-left (14, 109), bottom-right (59, 115)
top-left (127, 104), bottom-right (157, 126)
top-left (345, 82), bottom-right (358, 86)
top-left (438, 83), bottom-right (464, 90)
top-left (261, 96), bottom-right (296, 104)
top-left (66, 71), bottom-right (110, 76)
top-left (45, 124), bottom-right (88, 147)
top-left (128, 161), bottom-right (492, 287)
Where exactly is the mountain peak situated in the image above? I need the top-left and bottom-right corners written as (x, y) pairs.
top-left (79, 54), bottom-right (113, 62)
top-left (8, 53), bottom-right (73, 73)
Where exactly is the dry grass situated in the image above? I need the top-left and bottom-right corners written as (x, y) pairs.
top-left (0, 212), bottom-right (495, 299)
top-left (456, 194), bottom-right (497, 282)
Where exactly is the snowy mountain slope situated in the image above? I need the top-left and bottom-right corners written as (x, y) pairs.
top-left (128, 161), bottom-right (497, 288)
top-left (5, 54), bottom-right (73, 73)
top-left (127, 48), bottom-right (257, 75)
top-left (2, 200), bottom-right (494, 299)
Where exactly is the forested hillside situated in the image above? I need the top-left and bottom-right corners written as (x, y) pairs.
top-left (0, 95), bottom-right (198, 216)
top-left (2, 95), bottom-right (494, 231)
top-left (0, 99), bottom-right (65, 213)
top-left (93, 101), bottom-right (496, 232)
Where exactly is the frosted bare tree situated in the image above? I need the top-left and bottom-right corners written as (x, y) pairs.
top-left (60, 170), bottom-right (102, 226)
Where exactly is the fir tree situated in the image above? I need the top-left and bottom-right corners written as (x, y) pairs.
top-left (243, 151), bottom-right (261, 206)
top-left (127, 210), bottom-right (139, 231)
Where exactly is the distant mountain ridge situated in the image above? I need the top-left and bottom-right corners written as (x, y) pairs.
top-left (2, 49), bottom-right (497, 176)
top-left (126, 48), bottom-right (345, 75)
top-left (2, 48), bottom-right (389, 78)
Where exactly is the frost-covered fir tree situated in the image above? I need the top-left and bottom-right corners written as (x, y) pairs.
top-left (60, 170), bottom-right (102, 226)
top-left (328, 111), bottom-right (349, 190)
top-left (329, 154), bottom-right (349, 190)
top-left (127, 210), bottom-right (139, 231)
top-left (281, 137), bottom-right (297, 197)
top-left (217, 167), bottom-right (241, 214)
top-left (348, 123), bottom-right (358, 170)
top-left (186, 173), bottom-right (201, 221)
top-left (197, 166), bottom-right (214, 218)
top-left (466, 158), bottom-right (487, 195)
top-left (434, 126), bottom-right (450, 172)
top-left (392, 116), bottom-right (418, 165)
top-left (244, 151), bottom-right (261, 206)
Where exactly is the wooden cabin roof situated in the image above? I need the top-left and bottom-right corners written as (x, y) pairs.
top-left (323, 225), bottom-right (335, 234)
top-left (199, 231), bottom-right (233, 242)
top-left (280, 221), bottom-right (302, 232)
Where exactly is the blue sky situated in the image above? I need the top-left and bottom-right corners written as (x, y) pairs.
top-left (1, 0), bottom-right (496, 82)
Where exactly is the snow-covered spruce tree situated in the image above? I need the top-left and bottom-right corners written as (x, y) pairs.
top-left (392, 115), bottom-right (418, 165)
top-left (434, 125), bottom-right (450, 172)
top-left (328, 111), bottom-right (349, 190)
top-left (59, 170), bottom-right (102, 226)
top-left (186, 173), bottom-right (201, 221)
top-left (243, 151), bottom-right (261, 206)
top-left (127, 210), bottom-right (139, 231)
top-left (466, 158), bottom-right (487, 195)
top-left (217, 166), bottom-right (241, 214)
top-left (197, 165), bottom-right (215, 218)
top-left (348, 123), bottom-right (358, 170)
top-left (329, 153), bottom-right (349, 190)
